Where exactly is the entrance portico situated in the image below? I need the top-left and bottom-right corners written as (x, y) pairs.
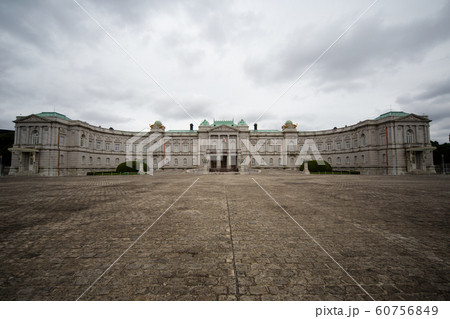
top-left (8, 147), bottom-right (40, 175)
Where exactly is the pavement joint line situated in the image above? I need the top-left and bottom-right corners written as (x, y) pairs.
top-left (224, 183), bottom-right (241, 301)
top-left (251, 177), bottom-right (376, 301)
top-left (75, 177), bottom-right (200, 301)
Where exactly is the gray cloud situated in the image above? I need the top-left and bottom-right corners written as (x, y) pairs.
top-left (244, 2), bottom-right (450, 90)
top-left (396, 77), bottom-right (450, 142)
top-left (1, 0), bottom-right (449, 144)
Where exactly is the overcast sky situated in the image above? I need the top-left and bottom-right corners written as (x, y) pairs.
top-left (1, 0), bottom-right (449, 142)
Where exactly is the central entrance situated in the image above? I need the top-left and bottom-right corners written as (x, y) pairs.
top-left (209, 154), bottom-right (238, 172)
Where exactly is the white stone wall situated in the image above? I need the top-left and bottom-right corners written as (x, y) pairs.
top-left (9, 113), bottom-right (435, 176)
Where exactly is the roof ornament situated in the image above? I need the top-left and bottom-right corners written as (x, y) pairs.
top-left (282, 120), bottom-right (298, 130)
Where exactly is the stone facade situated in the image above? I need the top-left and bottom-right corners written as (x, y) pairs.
top-left (8, 111), bottom-right (436, 176)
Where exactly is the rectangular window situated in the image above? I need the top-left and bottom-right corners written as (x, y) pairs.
top-left (380, 134), bottom-right (386, 145)
top-left (105, 143), bottom-right (110, 151)
top-left (336, 142), bottom-right (341, 150)
top-left (60, 136), bottom-right (65, 146)
top-left (96, 141), bottom-right (101, 150)
top-left (346, 141), bottom-right (350, 149)
top-left (318, 144), bottom-right (322, 151)
top-left (89, 140), bottom-right (93, 149)
top-left (183, 144), bottom-right (188, 152)
top-left (115, 143), bottom-right (120, 151)
top-left (327, 143), bottom-right (331, 151)
top-left (353, 140), bottom-right (358, 148)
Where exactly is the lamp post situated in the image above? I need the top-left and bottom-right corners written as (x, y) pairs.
top-left (442, 154), bottom-right (446, 175)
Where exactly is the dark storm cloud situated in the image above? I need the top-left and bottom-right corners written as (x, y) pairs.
top-left (244, 2), bottom-right (450, 90)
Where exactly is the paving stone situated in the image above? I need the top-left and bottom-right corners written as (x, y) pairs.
top-left (0, 173), bottom-right (448, 300)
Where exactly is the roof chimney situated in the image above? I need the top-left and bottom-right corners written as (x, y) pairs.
top-left (254, 123), bottom-right (257, 130)
top-left (190, 123), bottom-right (194, 131)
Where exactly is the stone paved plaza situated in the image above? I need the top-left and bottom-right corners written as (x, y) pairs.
top-left (0, 172), bottom-right (449, 301)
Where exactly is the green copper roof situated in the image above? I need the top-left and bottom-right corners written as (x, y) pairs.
top-left (36, 112), bottom-right (71, 120)
top-left (154, 120), bottom-right (162, 125)
top-left (237, 119), bottom-right (247, 125)
top-left (375, 111), bottom-right (409, 120)
top-left (285, 120), bottom-right (293, 125)
top-left (212, 120), bottom-right (236, 127)
top-left (200, 119), bottom-right (210, 126)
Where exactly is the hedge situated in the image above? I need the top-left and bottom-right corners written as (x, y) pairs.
top-left (299, 160), bottom-right (332, 173)
top-left (116, 161), bottom-right (148, 173)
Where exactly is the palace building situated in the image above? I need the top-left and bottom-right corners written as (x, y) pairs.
top-left (8, 111), bottom-right (436, 176)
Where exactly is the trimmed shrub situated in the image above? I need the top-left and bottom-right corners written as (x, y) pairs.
top-left (299, 160), bottom-right (332, 173)
top-left (116, 161), bottom-right (148, 173)
top-left (87, 171), bottom-right (118, 176)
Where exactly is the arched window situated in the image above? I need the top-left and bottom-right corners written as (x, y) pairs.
top-left (406, 129), bottom-right (414, 143)
top-left (337, 157), bottom-right (341, 165)
top-left (89, 157), bottom-right (93, 165)
top-left (115, 158), bottom-right (120, 165)
top-left (80, 134), bottom-right (86, 147)
top-left (183, 158), bottom-right (187, 166)
top-left (361, 155), bottom-right (365, 163)
top-left (31, 130), bottom-right (39, 144)
top-left (174, 158), bottom-right (178, 166)
top-left (82, 155), bottom-right (86, 164)
top-left (278, 157), bottom-right (282, 165)
top-left (251, 158), bottom-right (256, 166)
top-left (97, 157), bottom-right (101, 165)
top-left (153, 157), bottom-right (157, 166)
top-left (269, 158), bottom-right (273, 165)
top-left (290, 157), bottom-right (295, 165)
top-left (360, 134), bottom-right (366, 147)
top-left (327, 157), bottom-right (332, 164)
top-left (106, 158), bottom-right (110, 165)
top-left (346, 156), bottom-right (350, 165)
